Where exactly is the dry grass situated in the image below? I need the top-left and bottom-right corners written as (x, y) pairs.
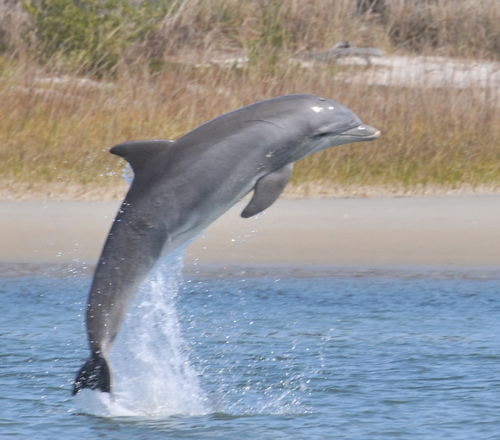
top-left (385, 0), bottom-right (500, 59)
top-left (0, 0), bottom-right (499, 199)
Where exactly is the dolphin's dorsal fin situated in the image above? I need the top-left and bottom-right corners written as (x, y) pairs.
top-left (241, 163), bottom-right (294, 218)
top-left (110, 140), bottom-right (175, 175)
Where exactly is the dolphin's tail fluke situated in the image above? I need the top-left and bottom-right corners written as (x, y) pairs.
top-left (73, 351), bottom-right (112, 395)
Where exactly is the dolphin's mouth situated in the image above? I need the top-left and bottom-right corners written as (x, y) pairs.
top-left (342, 124), bottom-right (381, 140)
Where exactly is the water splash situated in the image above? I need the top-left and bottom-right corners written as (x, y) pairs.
top-left (76, 246), bottom-right (209, 417)
top-left (122, 163), bottom-right (134, 186)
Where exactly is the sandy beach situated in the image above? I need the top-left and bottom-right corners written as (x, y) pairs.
top-left (1, 195), bottom-right (499, 272)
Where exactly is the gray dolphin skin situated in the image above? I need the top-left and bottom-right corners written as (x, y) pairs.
top-left (73, 94), bottom-right (380, 395)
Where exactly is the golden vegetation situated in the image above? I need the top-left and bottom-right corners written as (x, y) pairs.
top-left (0, 0), bottom-right (499, 199)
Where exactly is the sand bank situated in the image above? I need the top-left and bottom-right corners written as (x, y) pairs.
top-left (1, 195), bottom-right (499, 271)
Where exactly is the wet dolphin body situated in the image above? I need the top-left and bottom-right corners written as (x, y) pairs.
top-left (73, 94), bottom-right (380, 395)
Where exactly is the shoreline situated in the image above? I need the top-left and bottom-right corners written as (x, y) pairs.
top-left (2, 195), bottom-right (499, 273)
top-left (1, 181), bottom-right (499, 202)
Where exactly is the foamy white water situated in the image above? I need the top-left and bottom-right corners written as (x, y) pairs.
top-left (76, 247), bottom-right (209, 417)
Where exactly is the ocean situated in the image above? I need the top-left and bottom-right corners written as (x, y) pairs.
top-left (1, 258), bottom-right (500, 439)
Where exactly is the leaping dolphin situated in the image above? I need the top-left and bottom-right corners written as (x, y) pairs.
top-left (73, 94), bottom-right (380, 395)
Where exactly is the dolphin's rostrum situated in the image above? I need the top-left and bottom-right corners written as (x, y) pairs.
top-left (73, 94), bottom-right (380, 395)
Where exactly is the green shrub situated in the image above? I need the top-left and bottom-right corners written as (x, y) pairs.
top-left (23, 0), bottom-right (163, 74)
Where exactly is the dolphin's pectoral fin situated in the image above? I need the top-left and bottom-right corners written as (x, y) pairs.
top-left (241, 163), bottom-right (294, 218)
top-left (110, 139), bottom-right (175, 175)
top-left (73, 351), bottom-right (112, 395)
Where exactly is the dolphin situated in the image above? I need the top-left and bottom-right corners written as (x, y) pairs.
top-left (73, 94), bottom-right (380, 395)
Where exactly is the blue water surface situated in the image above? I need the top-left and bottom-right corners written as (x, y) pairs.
top-left (1, 264), bottom-right (500, 439)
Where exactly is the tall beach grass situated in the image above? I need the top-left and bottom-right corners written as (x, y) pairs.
top-left (0, 0), bottom-right (499, 198)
